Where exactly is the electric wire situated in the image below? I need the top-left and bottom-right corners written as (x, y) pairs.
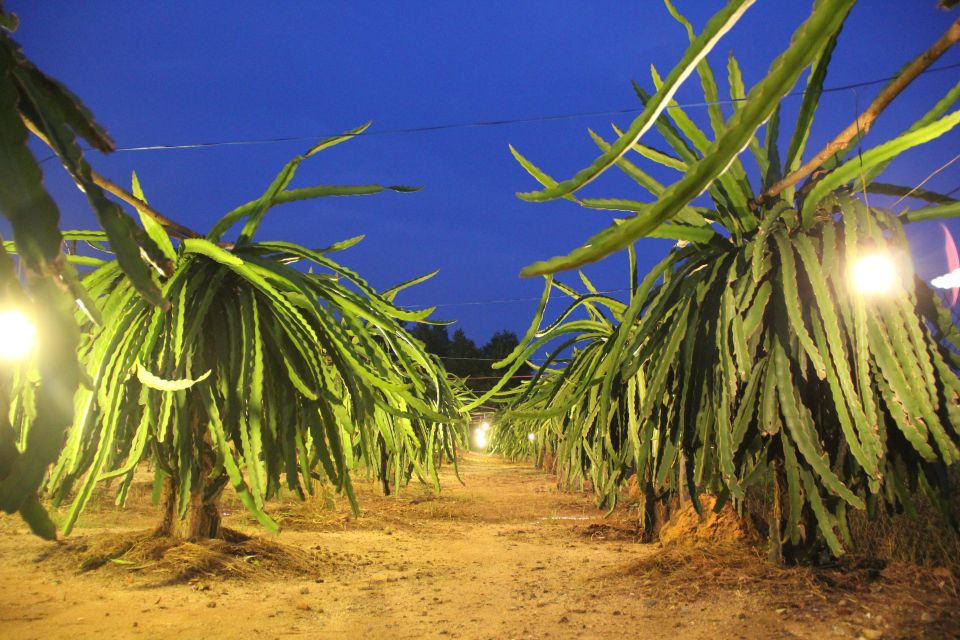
top-left (37, 61), bottom-right (960, 161)
top-left (25, 54), bottom-right (960, 382)
top-left (400, 288), bottom-right (634, 310)
top-left (30, 58), bottom-right (960, 322)
top-left (892, 151), bottom-right (960, 208)
top-left (437, 355), bottom-right (546, 362)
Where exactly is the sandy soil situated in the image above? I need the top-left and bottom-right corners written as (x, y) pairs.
top-left (0, 453), bottom-right (957, 639)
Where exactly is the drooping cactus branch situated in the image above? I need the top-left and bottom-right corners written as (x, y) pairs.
top-left (756, 18), bottom-right (960, 208)
top-left (23, 117), bottom-right (202, 241)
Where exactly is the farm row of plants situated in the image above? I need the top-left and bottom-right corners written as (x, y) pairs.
top-left (0, 5), bottom-right (469, 540)
top-left (490, 0), bottom-right (960, 560)
top-left (1, 0), bottom-right (960, 566)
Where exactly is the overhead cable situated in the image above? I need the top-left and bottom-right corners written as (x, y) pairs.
top-left (61, 62), bottom-right (960, 155)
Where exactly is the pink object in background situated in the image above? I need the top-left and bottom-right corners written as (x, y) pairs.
top-left (943, 223), bottom-right (959, 306)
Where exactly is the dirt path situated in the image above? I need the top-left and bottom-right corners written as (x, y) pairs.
top-left (0, 453), bottom-right (957, 639)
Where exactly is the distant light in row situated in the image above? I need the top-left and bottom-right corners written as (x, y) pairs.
top-left (474, 428), bottom-right (488, 449)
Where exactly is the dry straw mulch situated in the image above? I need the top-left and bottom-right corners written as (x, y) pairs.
top-left (34, 528), bottom-right (356, 585)
top-left (615, 497), bottom-right (960, 639)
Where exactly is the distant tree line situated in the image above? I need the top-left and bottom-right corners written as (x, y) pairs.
top-left (407, 325), bottom-right (531, 393)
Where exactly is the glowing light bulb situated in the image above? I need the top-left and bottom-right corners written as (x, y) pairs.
top-left (480, 421), bottom-right (490, 432)
top-left (527, 433), bottom-right (536, 442)
top-left (851, 254), bottom-right (897, 294)
top-left (0, 309), bottom-right (36, 361)
top-left (474, 428), bottom-right (488, 449)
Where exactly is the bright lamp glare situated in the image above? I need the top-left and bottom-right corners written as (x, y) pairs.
top-left (527, 432), bottom-right (536, 442)
top-left (0, 309), bottom-right (36, 361)
top-left (851, 254), bottom-right (897, 294)
top-left (931, 268), bottom-right (960, 290)
top-left (474, 428), bottom-right (488, 449)
top-left (480, 421), bottom-right (490, 432)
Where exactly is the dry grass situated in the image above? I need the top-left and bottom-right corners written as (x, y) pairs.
top-left (621, 539), bottom-right (821, 601)
top-left (34, 528), bottom-right (353, 585)
top-left (847, 500), bottom-right (960, 578)
top-left (606, 495), bottom-right (960, 639)
top-left (269, 482), bottom-right (528, 533)
top-left (576, 521), bottom-right (643, 541)
top-left (617, 538), bottom-right (960, 638)
top-left (612, 496), bottom-right (808, 601)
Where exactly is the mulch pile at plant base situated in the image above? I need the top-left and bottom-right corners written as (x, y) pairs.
top-left (656, 494), bottom-right (758, 546)
top-left (576, 521), bottom-right (643, 541)
top-left (613, 496), bottom-right (960, 639)
top-left (34, 528), bottom-right (361, 585)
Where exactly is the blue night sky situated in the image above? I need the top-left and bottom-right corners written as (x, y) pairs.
top-left (10, 2), bottom-right (960, 344)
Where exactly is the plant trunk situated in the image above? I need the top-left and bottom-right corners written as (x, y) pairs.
top-left (154, 410), bottom-right (223, 540)
top-left (155, 476), bottom-right (222, 540)
top-left (678, 451), bottom-right (687, 506)
top-left (378, 433), bottom-right (391, 496)
top-left (767, 462), bottom-right (784, 565)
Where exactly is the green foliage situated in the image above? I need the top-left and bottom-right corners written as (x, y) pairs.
top-left (514, 0), bottom-right (857, 276)
top-left (10, 136), bottom-right (463, 537)
top-left (489, 250), bottom-right (647, 504)
top-left (0, 7), bottom-right (175, 538)
top-left (500, 2), bottom-right (960, 556)
top-left (0, 6), bottom-right (461, 539)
